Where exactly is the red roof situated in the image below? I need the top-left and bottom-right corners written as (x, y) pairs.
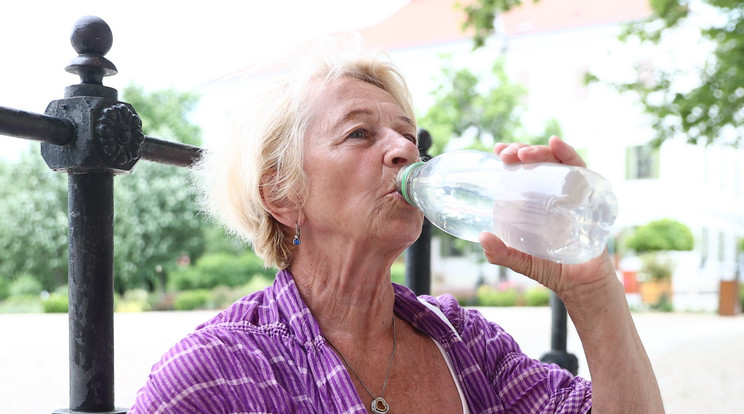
top-left (358, 0), bottom-right (473, 50)
top-left (501, 0), bottom-right (652, 35)
top-left (359, 0), bottom-right (652, 50)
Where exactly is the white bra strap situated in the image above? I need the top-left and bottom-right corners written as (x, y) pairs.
top-left (418, 297), bottom-right (462, 340)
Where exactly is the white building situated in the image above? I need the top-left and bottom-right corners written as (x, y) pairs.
top-left (353, 0), bottom-right (743, 309)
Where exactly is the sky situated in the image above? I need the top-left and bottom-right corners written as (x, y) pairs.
top-left (0, 0), bottom-right (408, 160)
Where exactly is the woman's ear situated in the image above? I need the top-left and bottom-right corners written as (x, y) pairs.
top-left (260, 177), bottom-right (301, 228)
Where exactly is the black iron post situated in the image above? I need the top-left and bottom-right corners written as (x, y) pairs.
top-left (40, 16), bottom-right (142, 414)
top-left (0, 14), bottom-right (207, 413)
top-left (404, 129), bottom-right (432, 295)
top-left (540, 292), bottom-right (579, 375)
top-left (66, 172), bottom-right (117, 412)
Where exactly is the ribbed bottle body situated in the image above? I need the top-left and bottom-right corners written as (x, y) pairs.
top-left (398, 150), bottom-right (618, 264)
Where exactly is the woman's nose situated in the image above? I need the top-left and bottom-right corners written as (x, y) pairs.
top-left (385, 132), bottom-right (420, 167)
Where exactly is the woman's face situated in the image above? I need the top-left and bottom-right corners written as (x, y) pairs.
top-left (301, 76), bottom-right (424, 250)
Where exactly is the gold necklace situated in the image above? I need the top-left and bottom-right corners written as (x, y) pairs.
top-left (326, 317), bottom-right (397, 414)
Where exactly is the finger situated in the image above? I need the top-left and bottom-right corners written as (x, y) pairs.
top-left (549, 136), bottom-right (586, 168)
top-left (493, 142), bottom-right (510, 155)
top-left (516, 145), bottom-right (559, 164)
top-left (498, 143), bottom-right (528, 164)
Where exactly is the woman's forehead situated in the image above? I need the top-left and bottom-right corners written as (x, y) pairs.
top-left (309, 77), bottom-right (401, 118)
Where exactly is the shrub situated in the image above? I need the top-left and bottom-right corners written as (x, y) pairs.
top-left (652, 293), bottom-right (674, 312)
top-left (173, 289), bottom-right (211, 311)
top-left (524, 286), bottom-right (551, 306)
top-left (169, 252), bottom-right (273, 291)
top-left (9, 274), bottom-right (43, 297)
top-left (148, 291), bottom-right (177, 311)
top-left (639, 253), bottom-right (674, 281)
top-left (210, 285), bottom-right (240, 309)
top-left (0, 295), bottom-right (42, 313)
top-left (477, 285), bottom-right (519, 307)
top-left (626, 219), bottom-right (694, 253)
top-left (43, 292), bottom-right (69, 313)
top-left (116, 289), bottom-right (152, 313)
top-left (242, 274), bottom-right (273, 294)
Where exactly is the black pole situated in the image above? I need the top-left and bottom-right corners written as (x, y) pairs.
top-left (540, 292), bottom-right (579, 375)
top-left (406, 218), bottom-right (432, 295)
top-left (0, 15), bottom-right (202, 413)
top-left (141, 135), bottom-right (202, 168)
top-left (405, 129), bottom-right (432, 295)
top-left (41, 16), bottom-right (136, 414)
top-left (66, 172), bottom-right (116, 412)
top-left (549, 292), bottom-right (568, 351)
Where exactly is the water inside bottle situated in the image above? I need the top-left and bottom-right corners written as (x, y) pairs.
top-left (409, 163), bottom-right (617, 264)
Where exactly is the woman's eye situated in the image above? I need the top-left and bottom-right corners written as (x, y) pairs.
top-left (348, 129), bottom-right (367, 139)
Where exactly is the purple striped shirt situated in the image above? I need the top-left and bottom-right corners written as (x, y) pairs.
top-left (130, 269), bottom-right (591, 413)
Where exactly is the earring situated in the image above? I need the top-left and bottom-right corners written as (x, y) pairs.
top-left (293, 222), bottom-right (301, 246)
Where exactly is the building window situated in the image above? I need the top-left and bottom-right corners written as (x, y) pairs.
top-left (626, 145), bottom-right (660, 180)
top-left (700, 228), bottom-right (709, 268)
top-left (718, 231), bottom-right (726, 262)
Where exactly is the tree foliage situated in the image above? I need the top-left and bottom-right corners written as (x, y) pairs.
top-left (113, 84), bottom-right (207, 292)
top-left (424, 1), bottom-right (560, 155)
top-left (123, 84), bottom-right (202, 145)
top-left (0, 150), bottom-right (68, 290)
top-left (458, 0), bottom-right (538, 48)
top-left (461, 0), bottom-right (744, 147)
top-left (614, 0), bottom-right (744, 147)
top-left (419, 57), bottom-right (559, 155)
top-left (113, 162), bottom-right (207, 292)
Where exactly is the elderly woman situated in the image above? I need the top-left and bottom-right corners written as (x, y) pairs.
top-left (131, 40), bottom-right (663, 413)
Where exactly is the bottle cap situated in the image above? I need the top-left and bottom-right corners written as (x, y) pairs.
top-left (397, 162), bottom-right (424, 206)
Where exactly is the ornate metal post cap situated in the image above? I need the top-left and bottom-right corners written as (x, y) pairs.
top-left (66, 16), bottom-right (117, 87)
top-left (42, 15), bottom-right (143, 173)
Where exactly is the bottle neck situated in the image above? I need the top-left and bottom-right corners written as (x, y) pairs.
top-left (397, 162), bottom-right (424, 206)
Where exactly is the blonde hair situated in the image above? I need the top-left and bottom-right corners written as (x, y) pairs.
top-left (195, 34), bottom-right (416, 269)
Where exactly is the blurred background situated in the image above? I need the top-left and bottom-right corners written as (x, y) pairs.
top-left (1, 0), bottom-right (742, 412)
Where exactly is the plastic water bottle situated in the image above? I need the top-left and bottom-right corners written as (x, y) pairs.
top-left (397, 150), bottom-right (618, 264)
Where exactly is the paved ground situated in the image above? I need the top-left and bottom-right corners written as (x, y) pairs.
top-left (1, 308), bottom-right (742, 413)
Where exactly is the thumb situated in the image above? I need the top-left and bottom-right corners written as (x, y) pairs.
top-left (479, 232), bottom-right (554, 287)
top-left (479, 232), bottom-right (532, 274)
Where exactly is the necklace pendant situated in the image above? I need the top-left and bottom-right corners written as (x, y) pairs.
top-left (371, 397), bottom-right (390, 414)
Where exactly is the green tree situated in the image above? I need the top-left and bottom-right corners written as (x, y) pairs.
top-left (458, 0), bottom-right (538, 49)
top-left (114, 84), bottom-right (208, 292)
top-left (419, 57), bottom-right (559, 155)
top-left (420, 58), bottom-right (527, 154)
top-left (123, 84), bottom-right (202, 145)
top-left (611, 0), bottom-right (744, 147)
top-left (0, 150), bottom-right (68, 290)
top-left (462, 0), bottom-right (744, 147)
top-left (113, 162), bottom-right (207, 292)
